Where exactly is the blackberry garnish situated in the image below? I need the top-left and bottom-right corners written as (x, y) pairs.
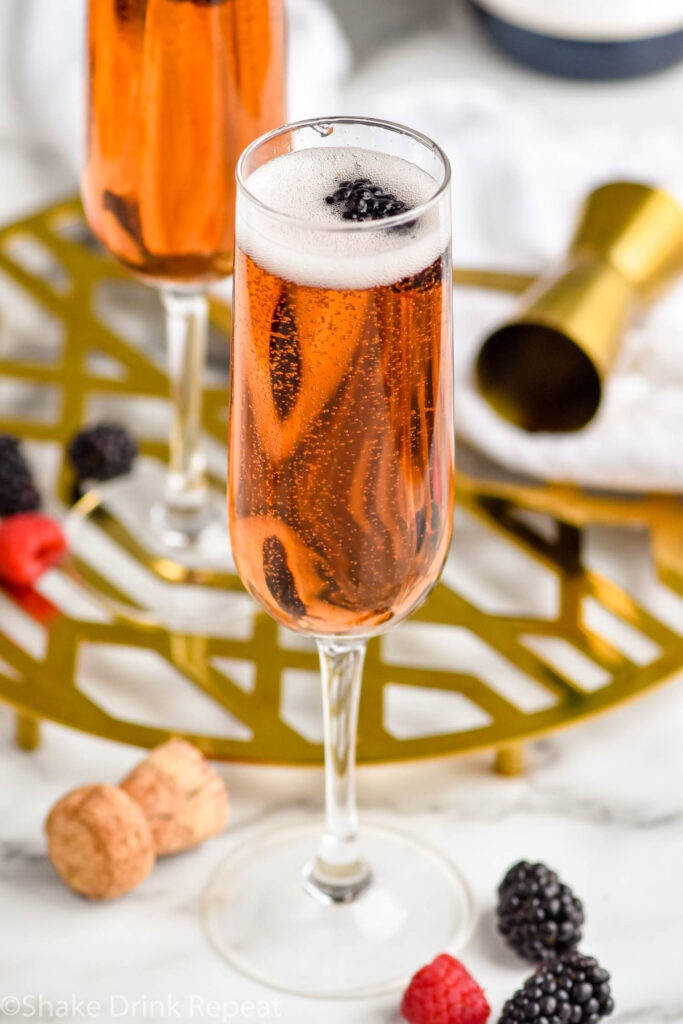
top-left (68, 423), bottom-right (138, 483)
top-left (324, 177), bottom-right (411, 222)
top-left (498, 860), bottom-right (584, 963)
top-left (0, 434), bottom-right (41, 517)
top-left (500, 952), bottom-right (614, 1024)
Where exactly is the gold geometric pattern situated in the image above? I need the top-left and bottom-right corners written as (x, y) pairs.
top-left (0, 199), bottom-right (681, 767)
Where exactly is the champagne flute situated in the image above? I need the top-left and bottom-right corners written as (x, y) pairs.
top-left (202, 117), bottom-right (475, 998)
top-left (81, 0), bottom-right (285, 554)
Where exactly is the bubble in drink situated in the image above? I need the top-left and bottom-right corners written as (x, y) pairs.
top-left (229, 146), bottom-right (454, 635)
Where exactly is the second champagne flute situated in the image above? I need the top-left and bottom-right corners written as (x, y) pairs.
top-left (82, 0), bottom-right (286, 557)
top-left (203, 116), bottom-right (475, 998)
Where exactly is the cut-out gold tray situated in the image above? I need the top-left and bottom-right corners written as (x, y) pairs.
top-left (0, 199), bottom-right (681, 773)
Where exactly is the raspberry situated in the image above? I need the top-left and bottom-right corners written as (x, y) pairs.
top-left (401, 955), bottom-right (490, 1024)
top-left (497, 861), bottom-right (584, 963)
top-left (0, 513), bottom-right (67, 587)
top-left (68, 423), bottom-right (138, 483)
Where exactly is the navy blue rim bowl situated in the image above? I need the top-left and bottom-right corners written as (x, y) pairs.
top-left (470, 1), bottom-right (683, 80)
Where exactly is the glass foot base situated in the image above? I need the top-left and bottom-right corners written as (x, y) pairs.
top-left (149, 489), bottom-right (226, 551)
top-left (201, 820), bottom-right (476, 999)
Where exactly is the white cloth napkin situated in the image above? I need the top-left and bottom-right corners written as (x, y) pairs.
top-left (4, 3), bottom-right (682, 492)
top-left (370, 82), bottom-right (683, 493)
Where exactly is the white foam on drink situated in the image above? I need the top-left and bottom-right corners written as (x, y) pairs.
top-left (237, 147), bottom-right (449, 290)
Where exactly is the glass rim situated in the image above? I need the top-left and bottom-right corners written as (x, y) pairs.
top-left (235, 115), bottom-right (452, 234)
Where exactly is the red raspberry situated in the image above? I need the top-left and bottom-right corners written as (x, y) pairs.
top-left (0, 513), bottom-right (67, 587)
top-left (401, 955), bottom-right (490, 1024)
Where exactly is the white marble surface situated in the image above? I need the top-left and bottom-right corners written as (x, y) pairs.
top-left (1, 2), bottom-right (682, 1021)
top-left (1, 679), bottom-right (683, 1023)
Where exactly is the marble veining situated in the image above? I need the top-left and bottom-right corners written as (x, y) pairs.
top-left (1, 674), bottom-right (681, 1023)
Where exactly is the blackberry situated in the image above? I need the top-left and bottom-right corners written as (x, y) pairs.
top-left (68, 423), bottom-right (138, 482)
top-left (500, 952), bottom-right (614, 1024)
top-left (324, 176), bottom-right (411, 223)
top-left (0, 435), bottom-right (41, 517)
top-left (498, 861), bottom-right (584, 962)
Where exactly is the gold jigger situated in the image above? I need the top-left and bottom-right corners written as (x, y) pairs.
top-left (475, 182), bottom-right (683, 432)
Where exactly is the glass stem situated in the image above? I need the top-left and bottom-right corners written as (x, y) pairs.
top-left (159, 287), bottom-right (209, 544)
top-left (304, 637), bottom-right (372, 904)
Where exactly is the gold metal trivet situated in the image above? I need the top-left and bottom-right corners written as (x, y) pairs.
top-left (0, 199), bottom-right (681, 773)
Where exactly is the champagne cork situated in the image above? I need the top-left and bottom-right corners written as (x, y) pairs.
top-left (45, 740), bottom-right (229, 899)
top-left (45, 784), bottom-right (155, 900)
top-left (121, 738), bottom-right (230, 855)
